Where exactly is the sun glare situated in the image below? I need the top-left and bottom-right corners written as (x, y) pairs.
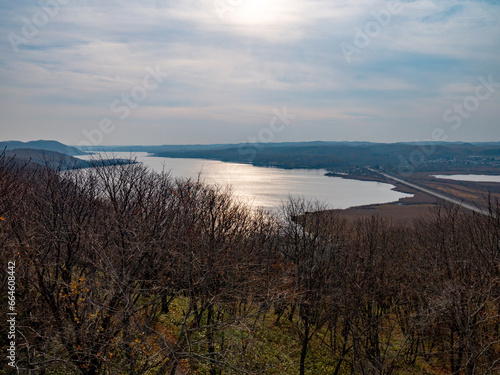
top-left (227, 0), bottom-right (286, 26)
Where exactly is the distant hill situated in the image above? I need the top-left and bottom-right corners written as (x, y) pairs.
top-left (3, 149), bottom-right (91, 170)
top-left (79, 141), bottom-right (500, 156)
top-left (151, 141), bottom-right (500, 172)
top-left (3, 149), bottom-right (135, 171)
top-left (77, 140), bottom-right (500, 172)
top-left (77, 143), bottom-right (240, 154)
top-left (0, 140), bottom-right (86, 156)
top-left (7, 140), bottom-right (499, 174)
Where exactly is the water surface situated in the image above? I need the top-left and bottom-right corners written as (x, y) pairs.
top-left (433, 174), bottom-right (500, 183)
top-left (77, 152), bottom-right (412, 210)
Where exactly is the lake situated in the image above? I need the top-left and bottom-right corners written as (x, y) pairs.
top-left (433, 174), bottom-right (500, 183)
top-left (76, 152), bottom-right (412, 210)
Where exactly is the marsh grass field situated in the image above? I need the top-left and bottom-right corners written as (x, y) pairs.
top-left (331, 169), bottom-right (500, 223)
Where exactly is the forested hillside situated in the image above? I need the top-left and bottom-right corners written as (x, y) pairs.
top-left (1, 154), bottom-right (499, 374)
top-left (0, 140), bottom-right (86, 156)
top-left (153, 142), bottom-right (500, 172)
top-left (2, 149), bottom-right (135, 171)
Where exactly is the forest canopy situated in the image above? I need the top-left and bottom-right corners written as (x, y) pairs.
top-left (1, 153), bottom-right (499, 375)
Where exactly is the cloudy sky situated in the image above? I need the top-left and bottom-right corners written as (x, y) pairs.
top-left (1, 0), bottom-right (499, 146)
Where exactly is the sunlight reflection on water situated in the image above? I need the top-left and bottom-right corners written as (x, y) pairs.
top-left (77, 152), bottom-right (412, 210)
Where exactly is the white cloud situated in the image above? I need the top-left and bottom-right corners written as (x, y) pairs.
top-left (0, 0), bottom-right (499, 144)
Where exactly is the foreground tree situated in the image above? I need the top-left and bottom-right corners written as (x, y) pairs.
top-left (278, 198), bottom-right (348, 375)
top-left (1, 154), bottom-right (499, 375)
top-left (414, 204), bottom-right (500, 374)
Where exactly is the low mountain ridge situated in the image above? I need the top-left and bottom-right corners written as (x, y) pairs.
top-left (3, 148), bottom-right (91, 170)
top-left (3, 148), bottom-right (135, 170)
top-left (0, 140), bottom-right (86, 156)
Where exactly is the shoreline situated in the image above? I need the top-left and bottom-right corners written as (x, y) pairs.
top-left (324, 169), bottom-right (498, 223)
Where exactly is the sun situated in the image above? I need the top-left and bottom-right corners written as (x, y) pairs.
top-left (223, 0), bottom-right (285, 26)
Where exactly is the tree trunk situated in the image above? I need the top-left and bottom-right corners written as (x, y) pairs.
top-left (299, 321), bottom-right (310, 375)
top-left (207, 304), bottom-right (216, 375)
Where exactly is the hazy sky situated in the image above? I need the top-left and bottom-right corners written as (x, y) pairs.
top-left (1, 0), bottom-right (499, 145)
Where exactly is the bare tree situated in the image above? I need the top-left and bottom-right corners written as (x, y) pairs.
top-left (277, 197), bottom-right (347, 375)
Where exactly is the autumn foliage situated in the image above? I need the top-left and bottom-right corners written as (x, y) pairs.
top-left (1, 154), bottom-right (499, 374)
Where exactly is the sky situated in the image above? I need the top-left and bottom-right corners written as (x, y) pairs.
top-left (0, 0), bottom-right (499, 146)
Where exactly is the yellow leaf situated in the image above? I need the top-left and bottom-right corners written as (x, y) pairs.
top-left (0, 216), bottom-right (4, 221)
